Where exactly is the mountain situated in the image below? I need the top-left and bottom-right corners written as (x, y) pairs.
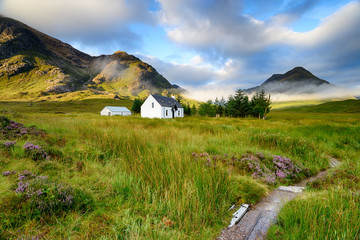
top-left (246, 67), bottom-right (334, 94)
top-left (0, 16), bottom-right (181, 100)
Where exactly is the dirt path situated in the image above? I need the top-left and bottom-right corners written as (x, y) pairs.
top-left (218, 157), bottom-right (341, 240)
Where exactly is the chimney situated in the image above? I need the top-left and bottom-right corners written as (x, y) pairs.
top-left (171, 95), bottom-right (176, 99)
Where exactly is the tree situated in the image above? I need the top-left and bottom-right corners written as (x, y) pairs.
top-left (184, 103), bottom-right (191, 116)
top-left (198, 100), bottom-right (216, 117)
top-left (214, 97), bottom-right (225, 117)
top-left (175, 94), bottom-right (183, 105)
top-left (161, 89), bottom-right (169, 97)
top-left (191, 104), bottom-right (197, 115)
top-left (225, 90), bottom-right (251, 117)
top-left (131, 98), bottom-right (144, 113)
top-left (250, 90), bottom-right (271, 119)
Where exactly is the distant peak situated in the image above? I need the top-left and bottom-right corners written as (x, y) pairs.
top-left (286, 66), bottom-right (312, 74)
top-left (111, 51), bottom-right (139, 62)
top-left (259, 66), bottom-right (330, 88)
top-left (113, 51), bottom-right (127, 55)
top-left (292, 66), bottom-right (307, 71)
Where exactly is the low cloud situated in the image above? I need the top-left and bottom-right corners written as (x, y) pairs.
top-left (269, 87), bottom-right (360, 102)
top-left (157, 0), bottom-right (360, 88)
top-left (186, 83), bottom-right (360, 103)
top-left (183, 85), bottom-right (237, 102)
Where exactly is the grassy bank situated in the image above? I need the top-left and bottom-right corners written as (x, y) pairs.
top-left (0, 100), bottom-right (359, 239)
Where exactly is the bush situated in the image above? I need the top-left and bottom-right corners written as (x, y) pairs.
top-left (23, 142), bottom-right (49, 161)
top-left (236, 153), bottom-right (302, 184)
top-left (2, 170), bottom-right (94, 220)
top-left (1, 140), bottom-right (16, 150)
top-left (192, 151), bottom-right (303, 185)
top-left (0, 116), bottom-right (45, 139)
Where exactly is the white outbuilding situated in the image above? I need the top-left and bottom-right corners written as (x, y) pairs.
top-left (100, 106), bottom-right (131, 116)
top-left (141, 95), bottom-right (184, 119)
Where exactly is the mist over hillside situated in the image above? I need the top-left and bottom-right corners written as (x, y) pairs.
top-left (244, 67), bottom-right (358, 102)
top-left (0, 17), bottom-right (182, 100)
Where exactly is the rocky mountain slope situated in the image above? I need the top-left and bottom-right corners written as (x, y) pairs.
top-left (0, 16), bottom-right (180, 100)
top-left (247, 67), bottom-right (334, 94)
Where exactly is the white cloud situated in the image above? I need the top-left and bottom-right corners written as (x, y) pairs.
top-left (157, 0), bottom-right (360, 64)
top-left (190, 55), bottom-right (204, 65)
top-left (292, 1), bottom-right (360, 47)
top-left (183, 85), bottom-right (237, 102)
top-left (137, 53), bottom-right (270, 101)
top-left (0, 0), bottom-right (155, 52)
top-left (1, 0), bottom-right (154, 32)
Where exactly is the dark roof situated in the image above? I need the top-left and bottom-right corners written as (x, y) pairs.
top-left (152, 95), bottom-right (183, 108)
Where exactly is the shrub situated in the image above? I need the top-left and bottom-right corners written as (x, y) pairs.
top-left (1, 141), bottom-right (16, 152)
top-left (238, 153), bottom-right (302, 184)
top-left (3, 170), bottom-right (94, 220)
top-left (0, 116), bottom-right (45, 140)
top-left (192, 151), bottom-right (303, 185)
top-left (23, 142), bottom-right (49, 161)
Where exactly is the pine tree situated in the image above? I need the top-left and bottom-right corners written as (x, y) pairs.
top-left (225, 90), bottom-right (251, 117)
top-left (250, 90), bottom-right (271, 119)
top-left (184, 103), bottom-right (191, 116)
top-left (214, 97), bottom-right (225, 116)
top-left (191, 104), bottom-right (197, 115)
top-left (198, 100), bottom-right (216, 117)
top-left (131, 98), bottom-right (144, 113)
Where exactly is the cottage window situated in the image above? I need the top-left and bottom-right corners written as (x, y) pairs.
top-left (166, 110), bottom-right (168, 116)
top-left (152, 102), bottom-right (154, 108)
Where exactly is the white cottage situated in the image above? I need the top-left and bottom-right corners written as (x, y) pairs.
top-left (141, 95), bottom-right (184, 119)
top-left (100, 106), bottom-right (131, 116)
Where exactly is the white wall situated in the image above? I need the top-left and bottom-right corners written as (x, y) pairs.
top-left (162, 107), bottom-right (184, 118)
top-left (177, 108), bottom-right (184, 118)
top-left (100, 107), bottom-right (111, 116)
top-left (141, 95), bottom-right (162, 118)
top-left (141, 95), bottom-right (184, 119)
top-left (112, 111), bottom-right (131, 116)
top-left (100, 107), bottom-right (131, 116)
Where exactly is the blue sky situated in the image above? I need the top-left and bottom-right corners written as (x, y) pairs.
top-left (1, 0), bottom-right (359, 100)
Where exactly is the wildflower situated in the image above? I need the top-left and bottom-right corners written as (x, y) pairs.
top-left (206, 158), bottom-right (211, 166)
top-left (64, 195), bottom-right (74, 205)
top-left (23, 142), bottom-right (41, 150)
top-left (276, 170), bottom-right (286, 178)
top-left (256, 152), bottom-right (265, 159)
top-left (2, 170), bottom-right (16, 176)
top-left (16, 181), bottom-right (28, 193)
top-left (3, 141), bottom-right (16, 147)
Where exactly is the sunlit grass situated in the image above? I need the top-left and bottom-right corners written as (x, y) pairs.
top-left (0, 100), bottom-right (359, 239)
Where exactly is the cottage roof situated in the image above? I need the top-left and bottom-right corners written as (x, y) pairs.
top-left (105, 106), bottom-right (130, 112)
top-left (152, 95), bottom-right (183, 108)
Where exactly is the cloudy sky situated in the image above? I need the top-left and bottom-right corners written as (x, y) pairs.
top-left (1, 0), bottom-right (359, 100)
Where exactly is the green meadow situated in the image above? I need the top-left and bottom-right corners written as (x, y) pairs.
top-left (0, 99), bottom-right (359, 239)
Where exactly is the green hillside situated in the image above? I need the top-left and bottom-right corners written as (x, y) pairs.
top-left (0, 17), bottom-right (181, 101)
top-left (281, 99), bottom-right (360, 113)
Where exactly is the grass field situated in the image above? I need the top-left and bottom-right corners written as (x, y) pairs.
top-left (0, 99), bottom-right (359, 239)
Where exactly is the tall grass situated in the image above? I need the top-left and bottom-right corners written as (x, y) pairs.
top-left (0, 100), bottom-right (359, 239)
top-left (267, 189), bottom-right (360, 240)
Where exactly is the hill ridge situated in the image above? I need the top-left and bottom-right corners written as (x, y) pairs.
top-left (246, 67), bottom-right (333, 94)
top-left (0, 16), bottom-right (181, 100)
